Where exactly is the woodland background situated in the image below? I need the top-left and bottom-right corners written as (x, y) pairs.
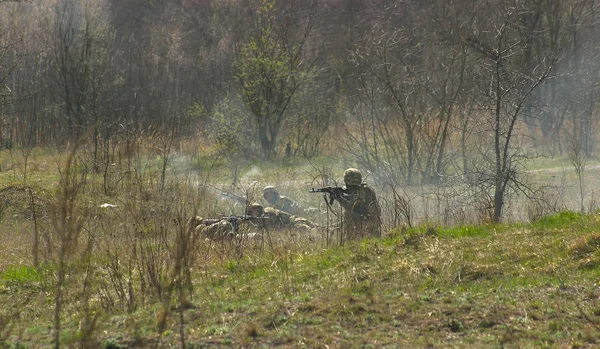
top-left (1, 0), bottom-right (600, 222)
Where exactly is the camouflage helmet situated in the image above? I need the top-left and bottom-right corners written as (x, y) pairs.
top-left (343, 168), bottom-right (362, 186)
top-left (247, 202), bottom-right (264, 216)
top-left (263, 186), bottom-right (279, 196)
top-left (189, 216), bottom-right (203, 228)
top-left (263, 185), bottom-right (280, 202)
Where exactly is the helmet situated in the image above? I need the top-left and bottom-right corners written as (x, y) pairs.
top-left (247, 202), bottom-right (264, 216)
top-left (263, 186), bottom-right (279, 196)
top-left (263, 186), bottom-right (279, 202)
top-left (344, 168), bottom-right (362, 186)
top-left (189, 216), bottom-right (203, 228)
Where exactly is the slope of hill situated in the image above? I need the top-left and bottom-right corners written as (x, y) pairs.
top-left (2, 211), bottom-right (600, 348)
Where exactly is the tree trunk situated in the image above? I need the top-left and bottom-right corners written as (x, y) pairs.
top-left (259, 118), bottom-right (272, 159)
top-left (493, 182), bottom-right (504, 224)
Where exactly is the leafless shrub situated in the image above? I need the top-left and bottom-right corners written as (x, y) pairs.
top-left (78, 248), bottom-right (101, 349)
top-left (525, 186), bottom-right (564, 223)
top-left (27, 188), bottom-right (39, 267)
top-left (305, 159), bottom-right (344, 247)
top-left (588, 191), bottom-right (597, 213)
top-left (97, 249), bottom-right (136, 312)
top-left (48, 140), bottom-right (93, 349)
top-left (567, 135), bottom-right (588, 213)
top-left (152, 209), bottom-right (202, 347)
top-left (472, 189), bottom-right (494, 225)
top-left (389, 184), bottom-right (412, 229)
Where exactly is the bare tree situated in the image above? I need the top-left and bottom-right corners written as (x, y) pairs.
top-left (466, 0), bottom-right (558, 223)
top-left (347, 1), bottom-right (470, 186)
top-left (568, 135), bottom-right (587, 213)
top-left (0, 4), bottom-right (22, 148)
top-left (47, 0), bottom-right (114, 144)
top-left (349, 20), bottom-right (424, 185)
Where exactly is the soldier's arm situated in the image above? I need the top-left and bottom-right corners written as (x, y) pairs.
top-left (279, 196), bottom-right (304, 215)
top-left (365, 187), bottom-right (382, 219)
top-left (336, 192), bottom-right (355, 210)
top-left (204, 220), bottom-right (234, 239)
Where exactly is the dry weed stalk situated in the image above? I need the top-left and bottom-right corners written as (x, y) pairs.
top-left (27, 188), bottom-right (39, 268)
top-left (390, 184), bottom-right (412, 228)
top-left (154, 210), bottom-right (201, 349)
top-left (0, 312), bottom-right (16, 348)
top-left (49, 141), bottom-right (93, 349)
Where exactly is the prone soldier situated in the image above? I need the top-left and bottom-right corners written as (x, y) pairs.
top-left (189, 202), bottom-right (318, 241)
top-left (190, 215), bottom-right (258, 241)
top-left (263, 186), bottom-right (319, 216)
top-left (246, 202), bottom-right (318, 232)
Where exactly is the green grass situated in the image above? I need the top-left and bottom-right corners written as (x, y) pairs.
top-left (440, 223), bottom-right (501, 237)
top-left (533, 210), bottom-right (585, 227)
top-left (4, 144), bottom-right (600, 347)
top-left (523, 154), bottom-right (576, 171)
top-left (5, 211), bottom-right (600, 347)
top-left (0, 265), bottom-right (42, 288)
top-left (154, 211), bottom-right (600, 347)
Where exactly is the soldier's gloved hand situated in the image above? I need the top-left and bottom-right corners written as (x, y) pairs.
top-left (325, 193), bottom-right (336, 205)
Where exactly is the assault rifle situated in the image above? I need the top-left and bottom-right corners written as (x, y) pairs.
top-left (310, 186), bottom-right (349, 205)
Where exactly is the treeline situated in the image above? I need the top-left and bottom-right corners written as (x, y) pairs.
top-left (1, 0), bottom-right (599, 185)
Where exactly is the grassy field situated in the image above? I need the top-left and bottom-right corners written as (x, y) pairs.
top-left (3, 211), bottom-right (600, 348)
top-left (2, 147), bottom-right (600, 348)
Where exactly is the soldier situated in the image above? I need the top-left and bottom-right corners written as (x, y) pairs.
top-left (336, 168), bottom-right (381, 240)
top-left (190, 216), bottom-right (237, 240)
top-left (263, 186), bottom-right (318, 216)
top-left (263, 186), bottom-right (302, 215)
top-left (246, 202), bottom-right (317, 231)
top-left (246, 202), bottom-right (264, 217)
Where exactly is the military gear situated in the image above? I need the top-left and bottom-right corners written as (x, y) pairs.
top-left (263, 186), bottom-right (279, 202)
top-left (219, 190), bottom-right (249, 206)
top-left (314, 169), bottom-right (380, 240)
top-left (310, 186), bottom-right (350, 205)
top-left (339, 184), bottom-right (381, 240)
top-left (264, 186), bottom-right (314, 216)
top-left (195, 219), bottom-right (235, 240)
top-left (344, 168), bottom-right (363, 186)
top-left (258, 206), bottom-right (317, 231)
top-left (193, 215), bottom-right (265, 240)
top-left (247, 202), bottom-right (264, 216)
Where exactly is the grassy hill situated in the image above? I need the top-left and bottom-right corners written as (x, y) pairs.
top-left (2, 147), bottom-right (600, 348)
top-left (3, 211), bottom-right (600, 348)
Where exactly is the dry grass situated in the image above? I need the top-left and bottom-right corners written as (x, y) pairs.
top-left (2, 142), bottom-right (600, 348)
top-left (568, 232), bottom-right (600, 257)
top-left (3, 206), bottom-right (600, 348)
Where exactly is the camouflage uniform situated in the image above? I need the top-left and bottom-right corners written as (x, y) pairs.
top-left (192, 216), bottom-right (236, 240)
top-left (263, 186), bottom-right (315, 216)
top-left (247, 203), bottom-right (317, 231)
top-left (337, 168), bottom-right (381, 240)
